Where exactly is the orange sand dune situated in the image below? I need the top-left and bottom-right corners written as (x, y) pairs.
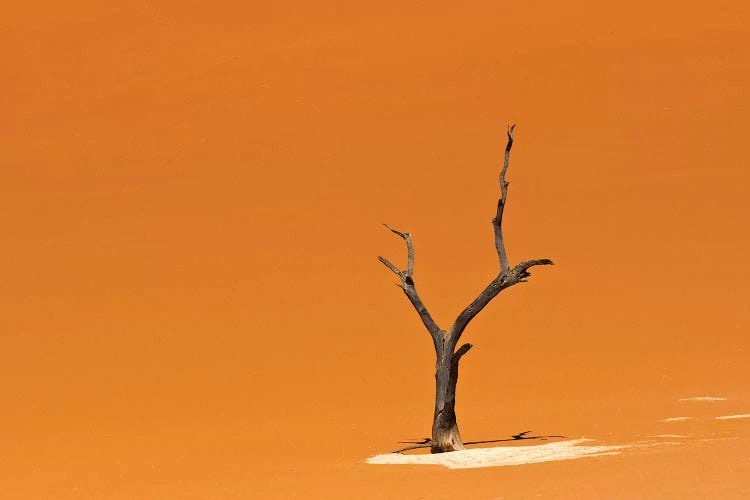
top-left (2, 1), bottom-right (748, 498)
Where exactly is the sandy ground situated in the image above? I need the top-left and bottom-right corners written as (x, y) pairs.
top-left (2, 1), bottom-right (748, 498)
top-left (368, 439), bottom-right (632, 468)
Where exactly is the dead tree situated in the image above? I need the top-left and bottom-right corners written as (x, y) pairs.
top-left (379, 126), bottom-right (553, 453)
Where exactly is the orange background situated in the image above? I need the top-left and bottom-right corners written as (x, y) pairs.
top-left (2, 1), bottom-right (748, 497)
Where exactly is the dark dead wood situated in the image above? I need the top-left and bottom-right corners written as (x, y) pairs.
top-left (378, 226), bottom-right (442, 351)
top-left (377, 256), bottom-right (403, 280)
top-left (444, 127), bottom-right (554, 351)
top-left (493, 124), bottom-right (515, 274)
top-left (453, 343), bottom-right (473, 364)
top-left (378, 126), bottom-right (553, 453)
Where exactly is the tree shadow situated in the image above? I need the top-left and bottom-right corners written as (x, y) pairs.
top-left (392, 431), bottom-right (566, 454)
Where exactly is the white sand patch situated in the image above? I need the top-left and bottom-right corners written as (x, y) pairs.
top-left (679, 396), bottom-right (727, 401)
top-left (715, 414), bottom-right (750, 420)
top-left (660, 416), bottom-right (694, 422)
top-left (366, 439), bottom-right (628, 469)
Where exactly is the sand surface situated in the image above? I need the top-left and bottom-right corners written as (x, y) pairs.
top-left (368, 439), bottom-right (632, 468)
top-left (2, 1), bottom-right (748, 498)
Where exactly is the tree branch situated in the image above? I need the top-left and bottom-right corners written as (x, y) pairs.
top-left (384, 224), bottom-right (414, 278)
top-left (377, 256), bottom-right (404, 281)
top-left (443, 125), bottom-right (553, 350)
top-left (492, 124), bottom-right (515, 274)
top-left (452, 343), bottom-right (473, 365)
top-left (446, 274), bottom-right (509, 349)
top-left (378, 225), bottom-right (442, 349)
top-left (512, 259), bottom-right (554, 282)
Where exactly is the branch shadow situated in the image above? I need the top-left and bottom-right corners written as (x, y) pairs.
top-left (392, 431), bottom-right (566, 454)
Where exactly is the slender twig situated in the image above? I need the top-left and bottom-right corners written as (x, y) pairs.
top-left (377, 256), bottom-right (404, 281)
top-left (493, 124), bottom-right (515, 275)
top-left (384, 224), bottom-right (415, 279)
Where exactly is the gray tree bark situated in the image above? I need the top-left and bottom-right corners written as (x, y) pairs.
top-left (379, 126), bottom-right (553, 453)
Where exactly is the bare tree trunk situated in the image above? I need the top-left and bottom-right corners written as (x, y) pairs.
top-left (431, 345), bottom-right (469, 452)
top-left (378, 126), bottom-right (552, 453)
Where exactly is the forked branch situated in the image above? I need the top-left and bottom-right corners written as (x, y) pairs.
top-left (378, 225), bottom-right (442, 349)
top-left (378, 126), bottom-right (552, 355)
top-left (445, 125), bottom-right (553, 350)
